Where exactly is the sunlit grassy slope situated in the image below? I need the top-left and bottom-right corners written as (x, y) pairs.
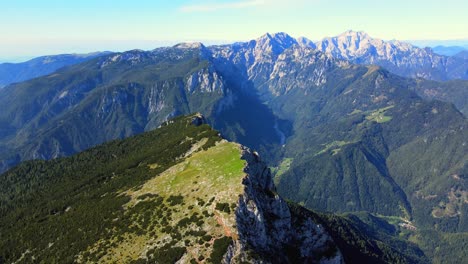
top-left (83, 141), bottom-right (246, 263)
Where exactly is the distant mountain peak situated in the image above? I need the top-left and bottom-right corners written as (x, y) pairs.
top-left (257, 32), bottom-right (296, 44)
top-left (268, 32), bottom-right (293, 40)
top-left (173, 42), bottom-right (206, 49)
top-left (297, 36), bottom-right (316, 49)
top-left (336, 30), bottom-right (376, 45)
top-left (314, 31), bottom-right (468, 81)
top-left (320, 30), bottom-right (420, 51)
top-left (316, 30), bottom-right (417, 60)
top-left (341, 30), bottom-right (370, 37)
top-left (254, 32), bottom-right (298, 56)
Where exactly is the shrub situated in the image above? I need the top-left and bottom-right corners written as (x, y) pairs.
top-left (215, 203), bottom-right (231, 214)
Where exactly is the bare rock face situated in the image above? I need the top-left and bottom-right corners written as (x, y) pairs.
top-left (210, 32), bottom-right (345, 100)
top-left (226, 148), bottom-right (343, 264)
top-left (190, 112), bottom-right (206, 126)
top-left (314, 30), bottom-right (468, 81)
top-left (185, 66), bottom-right (225, 94)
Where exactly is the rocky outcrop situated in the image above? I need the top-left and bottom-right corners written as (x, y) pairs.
top-left (210, 33), bottom-right (345, 100)
top-left (226, 148), bottom-right (343, 264)
top-left (190, 112), bottom-right (206, 126)
top-left (185, 66), bottom-right (225, 94)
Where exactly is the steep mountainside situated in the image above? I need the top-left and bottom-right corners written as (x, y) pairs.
top-left (212, 32), bottom-right (468, 116)
top-left (313, 30), bottom-right (468, 82)
top-left (210, 35), bottom-right (468, 262)
top-left (412, 78), bottom-right (468, 115)
top-left (0, 114), bottom-right (424, 263)
top-left (0, 52), bottom-right (111, 88)
top-left (211, 35), bottom-right (467, 227)
top-left (0, 44), bottom-right (282, 172)
top-left (210, 32), bottom-right (347, 101)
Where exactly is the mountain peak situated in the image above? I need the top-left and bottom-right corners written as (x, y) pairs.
top-left (341, 30), bottom-right (371, 38)
top-left (335, 30), bottom-right (415, 50)
top-left (173, 42), bottom-right (205, 49)
top-left (297, 36), bottom-right (317, 49)
top-left (313, 30), bottom-right (466, 81)
top-left (336, 30), bottom-right (373, 43)
top-left (254, 32), bottom-right (298, 55)
top-left (316, 30), bottom-right (417, 60)
top-left (256, 32), bottom-right (297, 46)
top-left (268, 32), bottom-right (294, 40)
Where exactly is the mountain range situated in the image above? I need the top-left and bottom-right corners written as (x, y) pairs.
top-left (311, 30), bottom-right (468, 81)
top-left (432, 45), bottom-right (467, 56)
top-left (1, 31), bottom-right (467, 90)
top-left (1, 31), bottom-right (466, 115)
top-left (0, 52), bottom-right (111, 88)
top-left (0, 31), bottom-right (467, 263)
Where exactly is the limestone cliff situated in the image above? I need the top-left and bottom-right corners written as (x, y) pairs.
top-left (225, 148), bottom-right (343, 264)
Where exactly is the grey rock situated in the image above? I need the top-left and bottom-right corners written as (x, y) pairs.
top-left (314, 30), bottom-right (468, 81)
top-left (226, 148), bottom-right (343, 264)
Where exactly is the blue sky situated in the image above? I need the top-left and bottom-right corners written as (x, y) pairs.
top-left (1, 0), bottom-right (468, 61)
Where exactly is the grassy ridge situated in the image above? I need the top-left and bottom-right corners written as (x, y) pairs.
top-left (81, 141), bottom-right (246, 263)
top-left (0, 114), bottom-right (228, 263)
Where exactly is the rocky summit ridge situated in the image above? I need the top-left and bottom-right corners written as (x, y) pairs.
top-left (313, 30), bottom-right (468, 81)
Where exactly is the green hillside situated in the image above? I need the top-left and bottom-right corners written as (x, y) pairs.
top-left (414, 78), bottom-right (468, 116)
top-left (0, 114), bottom-right (224, 263)
top-left (269, 66), bottom-right (468, 262)
top-left (0, 114), bottom-right (425, 263)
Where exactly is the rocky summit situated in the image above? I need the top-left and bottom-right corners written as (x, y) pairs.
top-left (313, 30), bottom-right (468, 81)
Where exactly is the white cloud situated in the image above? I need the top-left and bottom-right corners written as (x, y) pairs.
top-left (179, 0), bottom-right (266, 13)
